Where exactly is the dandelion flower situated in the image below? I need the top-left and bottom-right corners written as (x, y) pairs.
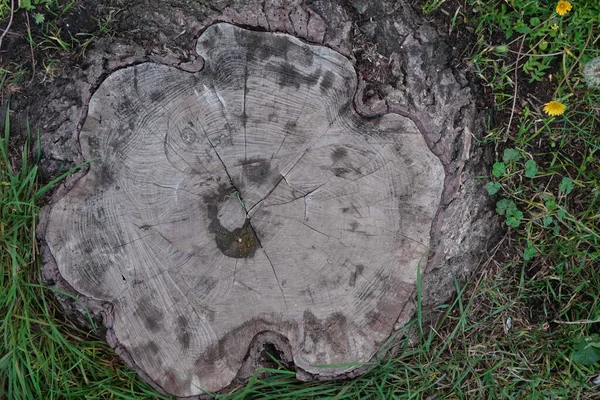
top-left (543, 101), bottom-right (567, 116)
top-left (556, 1), bottom-right (572, 16)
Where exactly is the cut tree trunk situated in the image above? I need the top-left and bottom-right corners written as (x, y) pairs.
top-left (44, 22), bottom-right (448, 397)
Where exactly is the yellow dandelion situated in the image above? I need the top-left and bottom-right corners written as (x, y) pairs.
top-left (543, 101), bottom-right (567, 116)
top-left (556, 1), bottom-right (572, 16)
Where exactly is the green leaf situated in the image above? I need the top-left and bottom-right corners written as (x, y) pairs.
top-left (503, 148), bottom-right (521, 163)
top-left (493, 45), bottom-right (508, 55)
top-left (492, 162), bottom-right (506, 177)
top-left (514, 24), bottom-right (532, 34)
top-left (487, 182), bottom-right (501, 195)
top-left (523, 245), bottom-right (537, 261)
top-left (545, 199), bottom-right (557, 211)
top-left (524, 159), bottom-right (538, 178)
top-left (530, 17), bottom-right (541, 26)
top-left (542, 215), bottom-right (553, 227)
top-left (496, 198), bottom-right (513, 216)
top-left (559, 177), bottom-right (574, 195)
top-left (571, 336), bottom-right (600, 365)
top-left (506, 208), bottom-right (523, 228)
top-left (557, 208), bottom-right (566, 221)
top-left (20, 0), bottom-right (32, 9)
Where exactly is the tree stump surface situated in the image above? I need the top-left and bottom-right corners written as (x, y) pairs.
top-left (44, 23), bottom-right (445, 396)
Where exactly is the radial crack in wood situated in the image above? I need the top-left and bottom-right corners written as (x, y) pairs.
top-left (44, 23), bottom-right (445, 396)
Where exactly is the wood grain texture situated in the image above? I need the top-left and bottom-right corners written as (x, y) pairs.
top-left (45, 23), bottom-right (444, 396)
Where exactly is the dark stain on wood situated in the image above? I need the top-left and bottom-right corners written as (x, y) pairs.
top-left (298, 45), bottom-right (315, 67)
top-left (147, 341), bottom-right (160, 354)
top-left (243, 158), bottom-right (272, 184)
top-left (120, 97), bottom-right (134, 112)
top-left (304, 69), bottom-right (320, 87)
top-left (276, 63), bottom-right (301, 89)
top-left (202, 185), bottom-right (260, 258)
top-left (136, 301), bottom-right (165, 332)
top-left (164, 369), bottom-right (191, 397)
top-left (178, 332), bottom-right (190, 350)
top-left (365, 310), bottom-right (384, 328)
top-left (320, 71), bottom-right (335, 93)
top-left (284, 121), bottom-right (297, 132)
top-left (197, 276), bottom-right (218, 292)
top-left (302, 310), bottom-right (350, 355)
top-left (331, 146), bottom-right (347, 162)
top-left (215, 219), bottom-right (260, 258)
top-left (272, 35), bottom-right (293, 60)
top-left (177, 316), bottom-right (188, 329)
top-left (333, 167), bottom-right (349, 177)
top-left (150, 91), bottom-right (164, 102)
top-left (87, 136), bottom-right (100, 152)
top-left (204, 188), bottom-right (260, 258)
top-left (98, 163), bottom-right (114, 187)
top-left (109, 126), bottom-right (132, 151)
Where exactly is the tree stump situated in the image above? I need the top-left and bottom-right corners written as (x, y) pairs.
top-left (44, 22), bottom-right (448, 396)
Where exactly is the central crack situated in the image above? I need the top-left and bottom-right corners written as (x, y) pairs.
top-left (200, 126), bottom-right (288, 309)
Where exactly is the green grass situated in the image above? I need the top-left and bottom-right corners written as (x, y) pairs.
top-left (2, 0), bottom-right (600, 398)
top-left (0, 0), bottom-right (119, 97)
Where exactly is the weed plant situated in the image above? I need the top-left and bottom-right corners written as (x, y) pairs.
top-left (464, 0), bottom-right (600, 390)
top-left (471, 0), bottom-right (600, 327)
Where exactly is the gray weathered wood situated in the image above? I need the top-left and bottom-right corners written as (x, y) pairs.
top-left (44, 23), bottom-right (444, 396)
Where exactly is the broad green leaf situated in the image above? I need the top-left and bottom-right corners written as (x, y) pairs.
top-left (559, 177), bottom-right (574, 195)
top-left (492, 162), bottom-right (506, 177)
top-left (487, 182), bottom-right (501, 195)
top-left (572, 336), bottom-right (600, 365)
top-left (503, 148), bottom-right (521, 163)
top-left (19, 0), bottom-right (33, 9)
top-left (506, 208), bottom-right (523, 228)
top-left (545, 199), bottom-right (557, 211)
top-left (496, 198), bottom-right (513, 216)
top-left (523, 246), bottom-right (537, 261)
top-left (524, 159), bottom-right (538, 178)
top-left (514, 24), bottom-right (532, 34)
top-left (493, 45), bottom-right (508, 55)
